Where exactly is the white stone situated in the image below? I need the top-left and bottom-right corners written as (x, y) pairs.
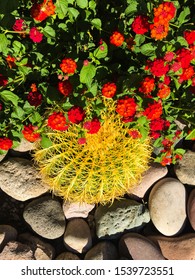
top-left (63, 201), bottom-right (95, 219)
top-left (148, 177), bottom-right (186, 236)
top-left (64, 218), bottom-right (92, 254)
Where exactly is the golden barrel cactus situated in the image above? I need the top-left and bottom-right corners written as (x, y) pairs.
top-left (34, 99), bottom-right (152, 204)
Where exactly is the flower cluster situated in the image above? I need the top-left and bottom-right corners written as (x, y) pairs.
top-left (150, 2), bottom-right (176, 40)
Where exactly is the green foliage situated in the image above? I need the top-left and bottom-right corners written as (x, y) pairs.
top-left (0, 0), bottom-right (194, 171)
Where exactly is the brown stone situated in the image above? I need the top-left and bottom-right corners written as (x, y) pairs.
top-left (187, 189), bottom-right (195, 230)
top-left (148, 233), bottom-right (195, 260)
top-left (119, 233), bottom-right (165, 260)
top-left (0, 241), bottom-right (34, 260)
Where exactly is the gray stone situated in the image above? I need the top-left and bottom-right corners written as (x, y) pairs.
top-left (0, 241), bottom-right (34, 260)
top-left (23, 196), bottom-right (66, 239)
top-left (95, 199), bottom-right (150, 238)
top-left (0, 157), bottom-right (49, 201)
top-left (84, 241), bottom-right (118, 260)
top-left (63, 201), bottom-right (95, 219)
top-left (63, 218), bottom-right (92, 254)
top-left (129, 162), bottom-right (168, 198)
top-left (148, 177), bottom-right (186, 236)
top-left (0, 225), bottom-right (18, 252)
top-left (174, 150), bottom-right (195, 185)
top-left (119, 233), bottom-right (165, 260)
top-left (19, 233), bottom-right (55, 260)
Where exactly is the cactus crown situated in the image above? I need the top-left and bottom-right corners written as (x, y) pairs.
top-left (34, 99), bottom-right (152, 205)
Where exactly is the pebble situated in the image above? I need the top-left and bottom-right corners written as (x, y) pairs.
top-left (55, 252), bottom-right (80, 260)
top-left (84, 241), bottom-right (118, 260)
top-left (95, 199), bottom-right (150, 238)
top-left (174, 150), bottom-right (195, 185)
top-left (63, 201), bottom-right (95, 219)
top-left (19, 233), bottom-right (55, 260)
top-left (119, 233), bottom-right (165, 260)
top-left (0, 241), bottom-right (34, 260)
top-left (0, 225), bottom-right (18, 252)
top-left (130, 163), bottom-right (168, 199)
top-left (23, 196), bottom-right (66, 239)
top-left (64, 218), bottom-right (92, 254)
top-left (12, 138), bottom-right (35, 152)
top-left (187, 189), bottom-right (195, 230)
top-left (149, 233), bottom-right (195, 260)
top-left (0, 157), bottom-right (49, 201)
top-left (148, 177), bottom-right (186, 236)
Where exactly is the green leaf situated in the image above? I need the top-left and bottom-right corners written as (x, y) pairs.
top-left (177, 6), bottom-right (190, 26)
top-left (125, 1), bottom-right (138, 16)
top-left (80, 63), bottom-right (96, 87)
top-left (0, 90), bottom-right (19, 106)
top-left (176, 36), bottom-right (188, 47)
top-left (93, 41), bottom-right (108, 59)
top-left (29, 112), bottom-right (42, 124)
top-left (134, 34), bottom-right (145, 46)
top-left (68, 7), bottom-right (80, 21)
top-left (55, 0), bottom-right (68, 19)
top-left (140, 43), bottom-right (156, 56)
top-left (0, 0), bottom-right (19, 13)
top-left (185, 129), bottom-right (195, 140)
top-left (11, 106), bottom-right (25, 119)
top-left (91, 18), bottom-right (102, 30)
top-left (76, 0), bottom-right (88, 9)
top-left (137, 116), bottom-right (147, 125)
top-left (40, 134), bottom-right (53, 148)
top-left (0, 34), bottom-right (8, 53)
top-left (43, 26), bottom-right (56, 38)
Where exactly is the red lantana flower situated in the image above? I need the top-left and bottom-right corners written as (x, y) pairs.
top-left (110, 31), bottom-right (124, 47)
top-left (12, 19), bottom-right (26, 31)
top-left (0, 137), bottom-right (13, 150)
top-left (150, 22), bottom-right (169, 40)
top-left (31, 0), bottom-right (55, 22)
top-left (149, 58), bottom-right (169, 77)
top-left (78, 137), bottom-right (86, 145)
top-left (0, 74), bottom-right (8, 87)
top-left (6, 55), bottom-right (16, 69)
top-left (139, 76), bottom-right (155, 96)
top-left (27, 90), bottom-right (43, 107)
top-left (101, 82), bottom-right (117, 98)
top-left (68, 106), bottom-right (85, 124)
top-left (60, 58), bottom-right (77, 74)
top-left (154, 2), bottom-right (176, 23)
top-left (128, 129), bottom-right (142, 139)
top-left (83, 117), bottom-right (101, 134)
top-left (176, 48), bottom-right (193, 69)
top-left (179, 65), bottom-right (195, 83)
top-left (143, 101), bottom-right (163, 120)
top-left (29, 27), bottom-right (43, 43)
top-left (116, 96), bottom-right (137, 118)
top-left (48, 112), bottom-right (69, 131)
top-left (150, 118), bottom-right (170, 132)
top-left (131, 15), bottom-right (150, 35)
top-left (157, 84), bottom-right (171, 99)
top-left (22, 124), bottom-right (41, 142)
top-left (58, 80), bottom-right (73, 97)
top-left (184, 30), bottom-right (195, 45)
